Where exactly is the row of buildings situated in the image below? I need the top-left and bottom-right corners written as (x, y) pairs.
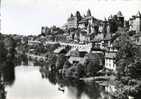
top-left (41, 10), bottom-right (141, 43)
top-left (64, 10), bottom-right (140, 71)
top-left (39, 10), bottom-right (141, 72)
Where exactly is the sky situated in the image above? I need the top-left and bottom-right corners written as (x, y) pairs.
top-left (1, 0), bottom-right (141, 35)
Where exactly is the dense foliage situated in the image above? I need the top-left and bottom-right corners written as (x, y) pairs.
top-left (112, 31), bottom-right (141, 98)
top-left (113, 32), bottom-right (141, 79)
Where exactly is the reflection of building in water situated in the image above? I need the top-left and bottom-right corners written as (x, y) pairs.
top-left (39, 66), bottom-right (115, 99)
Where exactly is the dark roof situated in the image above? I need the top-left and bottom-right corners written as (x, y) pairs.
top-left (79, 51), bottom-right (87, 57)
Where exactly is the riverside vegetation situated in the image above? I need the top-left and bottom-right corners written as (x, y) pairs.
top-left (0, 30), bottom-right (141, 99)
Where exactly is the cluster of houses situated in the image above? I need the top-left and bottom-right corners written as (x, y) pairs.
top-left (33, 10), bottom-right (141, 72)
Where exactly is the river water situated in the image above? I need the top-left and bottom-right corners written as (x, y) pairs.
top-left (1, 64), bottom-right (115, 99)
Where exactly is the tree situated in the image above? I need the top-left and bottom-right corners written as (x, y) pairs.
top-left (85, 59), bottom-right (101, 76)
top-left (56, 54), bottom-right (66, 70)
top-left (0, 41), bottom-right (7, 64)
top-left (46, 54), bottom-right (57, 71)
top-left (113, 32), bottom-right (141, 79)
top-left (127, 58), bottom-right (141, 78)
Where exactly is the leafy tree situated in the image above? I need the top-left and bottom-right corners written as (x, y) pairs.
top-left (127, 58), bottom-right (141, 78)
top-left (85, 60), bottom-right (100, 76)
top-left (63, 61), bottom-right (71, 69)
top-left (46, 43), bottom-right (60, 53)
top-left (113, 32), bottom-right (141, 79)
top-left (46, 54), bottom-right (57, 71)
top-left (56, 54), bottom-right (66, 70)
top-left (0, 41), bottom-right (7, 64)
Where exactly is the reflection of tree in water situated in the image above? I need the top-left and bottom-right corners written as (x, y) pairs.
top-left (1, 63), bottom-right (15, 86)
top-left (0, 81), bottom-right (6, 99)
top-left (0, 62), bottom-right (15, 99)
top-left (47, 71), bottom-right (57, 85)
top-left (40, 67), bottom-right (105, 99)
top-left (16, 53), bottom-right (28, 66)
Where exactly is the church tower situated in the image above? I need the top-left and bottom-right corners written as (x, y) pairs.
top-left (135, 11), bottom-right (141, 33)
top-left (87, 9), bottom-right (91, 17)
top-left (117, 11), bottom-right (124, 27)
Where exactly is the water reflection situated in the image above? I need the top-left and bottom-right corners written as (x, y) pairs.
top-left (0, 59), bottom-right (116, 99)
top-left (0, 81), bottom-right (6, 99)
top-left (16, 53), bottom-right (29, 66)
top-left (1, 64), bottom-right (15, 86)
top-left (0, 62), bottom-right (15, 99)
top-left (40, 66), bottom-right (113, 99)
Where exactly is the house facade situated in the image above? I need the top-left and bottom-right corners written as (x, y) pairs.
top-left (129, 11), bottom-right (141, 33)
top-left (105, 47), bottom-right (117, 71)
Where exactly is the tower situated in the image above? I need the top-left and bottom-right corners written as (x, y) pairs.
top-left (87, 9), bottom-right (91, 17)
top-left (70, 13), bottom-right (73, 18)
top-left (135, 11), bottom-right (141, 33)
top-left (117, 11), bottom-right (124, 27)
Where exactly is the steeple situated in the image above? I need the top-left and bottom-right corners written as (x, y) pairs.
top-left (104, 17), bottom-right (107, 22)
top-left (76, 11), bottom-right (82, 21)
top-left (108, 15), bottom-right (113, 20)
top-left (136, 11), bottom-right (141, 17)
top-left (70, 13), bottom-right (73, 17)
top-left (87, 9), bottom-right (91, 17)
top-left (117, 11), bottom-right (123, 17)
top-left (76, 11), bottom-right (81, 17)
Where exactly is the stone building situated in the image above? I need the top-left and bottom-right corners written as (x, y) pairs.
top-left (41, 26), bottom-right (50, 35)
top-left (106, 11), bottom-right (124, 34)
top-left (129, 11), bottom-right (141, 33)
top-left (105, 47), bottom-right (117, 71)
top-left (67, 49), bottom-right (87, 65)
top-left (67, 11), bottom-right (81, 29)
top-left (67, 9), bottom-right (106, 42)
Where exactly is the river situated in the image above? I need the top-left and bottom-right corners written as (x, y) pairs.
top-left (0, 63), bottom-right (115, 99)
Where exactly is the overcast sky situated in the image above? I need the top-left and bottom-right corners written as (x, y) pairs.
top-left (1, 0), bottom-right (141, 35)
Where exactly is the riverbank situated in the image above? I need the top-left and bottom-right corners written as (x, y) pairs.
top-left (17, 41), bottom-right (141, 99)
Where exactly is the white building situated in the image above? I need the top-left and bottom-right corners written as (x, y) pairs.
top-left (105, 47), bottom-right (117, 71)
top-left (129, 11), bottom-right (141, 33)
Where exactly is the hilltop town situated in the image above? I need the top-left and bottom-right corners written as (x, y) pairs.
top-left (1, 9), bottom-right (141, 74)
top-left (33, 9), bottom-right (141, 72)
top-left (0, 9), bottom-right (141, 99)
